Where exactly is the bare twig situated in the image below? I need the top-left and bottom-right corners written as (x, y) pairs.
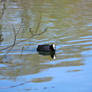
top-left (0, 2), bottom-right (6, 19)
top-left (2, 2), bottom-right (6, 15)
top-left (35, 13), bottom-right (42, 33)
top-left (0, 11), bottom-right (48, 59)
top-left (0, 26), bottom-right (48, 61)
top-left (0, 24), bottom-right (21, 51)
top-left (0, 25), bottom-right (17, 60)
top-left (15, 27), bottom-right (48, 44)
top-left (20, 46), bottom-right (24, 56)
top-left (29, 28), bottom-right (33, 35)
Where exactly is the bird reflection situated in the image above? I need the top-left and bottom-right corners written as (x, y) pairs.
top-left (37, 51), bottom-right (56, 59)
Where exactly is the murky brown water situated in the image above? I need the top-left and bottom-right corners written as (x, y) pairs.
top-left (0, 0), bottom-right (92, 92)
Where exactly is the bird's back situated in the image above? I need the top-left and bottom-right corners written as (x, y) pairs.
top-left (37, 44), bottom-right (50, 52)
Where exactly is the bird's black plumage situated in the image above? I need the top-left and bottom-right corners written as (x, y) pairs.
top-left (37, 44), bottom-right (56, 59)
top-left (37, 44), bottom-right (55, 52)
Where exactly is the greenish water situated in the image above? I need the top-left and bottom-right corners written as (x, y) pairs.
top-left (0, 0), bottom-right (92, 92)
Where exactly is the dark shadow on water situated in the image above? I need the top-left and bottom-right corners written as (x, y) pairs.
top-left (37, 51), bottom-right (56, 59)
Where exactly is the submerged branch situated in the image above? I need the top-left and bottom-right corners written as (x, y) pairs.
top-left (0, 26), bottom-right (48, 60)
top-left (35, 13), bottom-right (42, 33)
top-left (0, 25), bottom-right (17, 60)
top-left (15, 27), bottom-right (48, 44)
top-left (0, 2), bottom-right (6, 19)
top-left (0, 12), bottom-right (48, 59)
top-left (0, 27), bottom-right (48, 51)
top-left (0, 24), bottom-right (21, 51)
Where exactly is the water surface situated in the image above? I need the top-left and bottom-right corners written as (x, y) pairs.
top-left (0, 0), bottom-right (92, 92)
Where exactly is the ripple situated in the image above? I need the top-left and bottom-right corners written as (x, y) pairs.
top-left (0, 1), bottom-right (92, 92)
top-left (88, 23), bottom-right (92, 26)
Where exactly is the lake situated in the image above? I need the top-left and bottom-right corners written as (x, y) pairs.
top-left (0, 0), bottom-right (92, 92)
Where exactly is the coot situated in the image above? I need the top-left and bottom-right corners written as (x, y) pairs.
top-left (37, 44), bottom-right (56, 52)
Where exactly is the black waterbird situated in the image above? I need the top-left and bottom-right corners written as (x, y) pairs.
top-left (37, 44), bottom-right (56, 52)
top-left (37, 44), bottom-right (56, 59)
